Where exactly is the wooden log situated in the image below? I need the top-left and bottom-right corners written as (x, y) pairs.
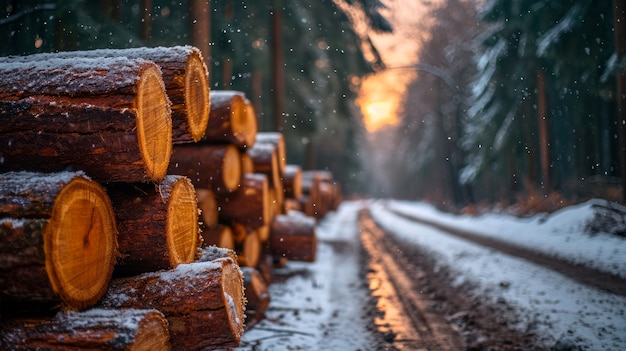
top-left (240, 266), bottom-right (270, 326)
top-left (107, 175), bottom-right (200, 276)
top-left (240, 151), bottom-right (255, 174)
top-left (0, 171), bottom-right (118, 311)
top-left (247, 143), bottom-right (284, 215)
top-left (283, 164), bottom-right (303, 199)
top-left (0, 308), bottom-right (171, 350)
top-left (269, 212), bottom-right (317, 262)
top-left (0, 46), bottom-right (211, 143)
top-left (169, 144), bottom-right (241, 193)
top-left (216, 173), bottom-right (270, 228)
top-left (0, 57), bottom-right (172, 182)
top-left (255, 132), bottom-right (286, 175)
top-left (204, 91), bottom-right (257, 149)
top-left (284, 198), bottom-right (302, 213)
top-left (236, 230), bottom-right (261, 268)
top-left (200, 224), bottom-right (235, 250)
top-left (100, 258), bottom-right (245, 351)
top-left (196, 188), bottom-right (218, 227)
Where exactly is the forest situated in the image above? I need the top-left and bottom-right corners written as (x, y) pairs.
top-left (1, 0), bottom-right (625, 211)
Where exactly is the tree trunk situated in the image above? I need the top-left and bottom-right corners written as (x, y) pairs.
top-left (107, 175), bottom-right (200, 276)
top-left (269, 212), bottom-right (317, 262)
top-left (536, 69), bottom-right (551, 193)
top-left (0, 57), bottom-right (172, 182)
top-left (0, 308), bottom-right (171, 350)
top-left (0, 171), bottom-right (118, 311)
top-left (204, 90), bottom-right (258, 149)
top-left (613, 0), bottom-right (626, 203)
top-left (169, 144), bottom-right (241, 193)
top-left (216, 173), bottom-right (271, 228)
top-left (100, 258), bottom-right (246, 351)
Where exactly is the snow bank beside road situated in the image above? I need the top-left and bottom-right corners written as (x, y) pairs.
top-left (386, 199), bottom-right (626, 279)
top-left (370, 200), bottom-right (626, 350)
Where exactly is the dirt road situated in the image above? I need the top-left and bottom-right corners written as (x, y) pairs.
top-left (236, 202), bottom-right (549, 350)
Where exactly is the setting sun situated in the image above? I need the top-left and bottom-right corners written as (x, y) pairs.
top-left (356, 70), bottom-right (416, 132)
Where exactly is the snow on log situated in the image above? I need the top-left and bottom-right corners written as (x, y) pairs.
top-left (106, 175), bottom-right (200, 276)
top-left (0, 46), bottom-right (210, 143)
top-left (0, 308), bottom-right (171, 350)
top-left (100, 258), bottom-right (245, 351)
top-left (216, 173), bottom-right (271, 228)
top-left (269, 212), bottom-right (317, 262)
top-left (0, 171), bottom-right (117, 311)
top-left (0, 57), bottom-right (172, 182)
top-left (204, 91), bottom-right (257, 150)
top-left (168, 144), bottom-right (241, 193)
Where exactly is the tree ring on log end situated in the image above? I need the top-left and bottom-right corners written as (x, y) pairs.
top-left (136, 65), bottom-right (172, 182)
top-left (166, 176), bottom-right (200, 267)
top-left (241, 99), bottom-right (258, 149)
top-left (222, 145), bottom-right (243, 192)
top-left (185, 52), bottom-right (210, 142)
top-left (133, 310), bottom-right (172, 350)
top-left (44, 176), bottom-right (118, 310)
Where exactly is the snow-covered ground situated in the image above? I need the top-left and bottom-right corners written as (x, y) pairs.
top-left (370, 199), bottom-right (626, 350)
top-left (237, 199), bottom-right (626, 350)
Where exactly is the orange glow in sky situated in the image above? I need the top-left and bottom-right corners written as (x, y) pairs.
top-left (356, 70), bottom-right (416, 132)
top-left (340, 0), bottom-right (442, 132)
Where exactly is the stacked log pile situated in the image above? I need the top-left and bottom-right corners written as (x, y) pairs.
top-left (0, 45), bottom-right (343, 348)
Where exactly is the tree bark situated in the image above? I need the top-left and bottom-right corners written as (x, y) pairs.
top-left (204, 90), bottom-right (257, 149)
top-left (269, 212), bottom-right (317, 262)
top-left (100, 258), bottom-right (245, 351)
top-left (0, 308), bottom-right (171, 350)
top-left (216, 173), bottom-right (271, 228)
top-left (0, 57), bottom-right (172, 182)
top-left (107, 175), bottom-right (200, 276)
top-left (169, 144), bottom-right (241, 193)
top-left (0, 171), bottom-right (118, 311)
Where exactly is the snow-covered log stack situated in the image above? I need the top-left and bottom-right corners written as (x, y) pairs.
top-left (0, 47), bottom-right (248, 351)
top-left (0, 45), bottom-right (344, 346)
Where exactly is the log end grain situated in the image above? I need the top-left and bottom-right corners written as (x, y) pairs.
top-left (184, 49), bottom-right (211, 142)
top-left (136, 64), bottom-right (172, 182)
top-left (165, 176), bottom-right (200, 267)
top-left (44, 175), bottom-right (118, 311)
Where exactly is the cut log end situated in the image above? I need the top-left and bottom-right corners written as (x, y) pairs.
top-left (136, 65), bottom-right (172, 182)
top-left (166, 176), bottom-right (200, 267)
top-left (223, 145), bottom-right (243, 192)
top-left (133, 309), bottom-right (172, 351)
top-left (44, 176), bottom-right (118, 310)
top-left (185, 51), bottom-right (210, 142)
